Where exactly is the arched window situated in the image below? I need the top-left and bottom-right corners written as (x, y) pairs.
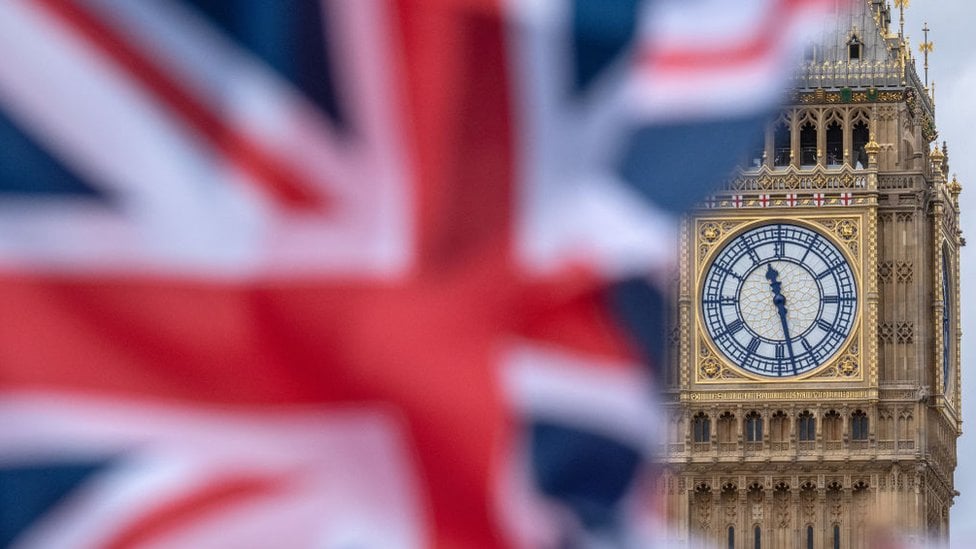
top-left (728, 526), bottom-right (735, 549)
top-left (848, 35), bottom-right (862, 60)
top-left (718, 411), bottom-right (736, 444)
top-left (769, 410), bottom-right (790, 446)
top-left (798, 411), bottom-right (816, 441)
top-left (898, 412), bottom-right (914, 442)
top-left (799, 119), bottom-right (818, 167)
top-left (754, 525), bottom-right (762, 549)
top-left (693, 413), bottom-right (711, 443)
top-left (851, 410), bottom-right (869, 440)
top-left (823, 410), bottom-right (842, 442)
top-left (747, 133), bottom-right (765, 169)
top-left (826, 118), bottom-right (843, 166)
top-left (807, 525), bottom-right (815, 549)
top-left (852, 118), bottom-right (870, 168)
top-left (878, 409), bottom-right (894, 442)
top-left (773, 119), bottom-right (791, 168)
top-left (745, 411), bottom-right (764, 442)
top-left (833, 524), bottom-right (841, 549)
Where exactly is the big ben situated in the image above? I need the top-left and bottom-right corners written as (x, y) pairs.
top-left (659, 1), bottom-right (963, 547)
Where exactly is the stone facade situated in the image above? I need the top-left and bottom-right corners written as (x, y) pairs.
top-left (660, 2), bottom-right (962, 547)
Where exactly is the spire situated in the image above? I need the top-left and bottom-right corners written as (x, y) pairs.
top-left (920, 22), bottom-right (933, 87)
top-left (894, 0), bottom-right (909, 38)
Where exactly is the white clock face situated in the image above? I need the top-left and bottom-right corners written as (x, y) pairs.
top-left (701, 223), bottom-right (857, 377)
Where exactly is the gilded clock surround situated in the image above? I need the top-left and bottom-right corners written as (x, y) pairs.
top-left (693, 216), bottom-right (867, 384)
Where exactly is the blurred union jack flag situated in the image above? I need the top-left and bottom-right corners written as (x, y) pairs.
top-left (0, 0), bottom-right (838, 547)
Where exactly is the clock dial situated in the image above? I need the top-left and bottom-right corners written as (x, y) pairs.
top-left (942, 247), bottom-right (951, 392)
top-left (701, 223), bottom-right (857, 377)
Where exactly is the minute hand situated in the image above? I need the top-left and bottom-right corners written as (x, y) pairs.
top-left (765, 264), bottom-right (797, 372)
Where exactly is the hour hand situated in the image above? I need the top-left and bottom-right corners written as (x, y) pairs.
top-left (765, 264), bottom-right (787, 316)
top-left (765, 264), bottom-right (797, 368)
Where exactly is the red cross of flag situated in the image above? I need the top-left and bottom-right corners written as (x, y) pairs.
top-left (0, 0), bottom-right (846, 547)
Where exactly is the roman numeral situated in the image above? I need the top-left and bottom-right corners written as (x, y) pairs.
top-left (727, 319), bottom-right (745, 335)
top-left (714, 265), bottom-right (743, 280)
top-left (817, 319), bottom-right (846, 336)
top-left (817, 266), bottom-right (839, 279)
top-left (747, 337), bottom-right (760, 354)
top-left (775, 344), bottom-right (785, 359)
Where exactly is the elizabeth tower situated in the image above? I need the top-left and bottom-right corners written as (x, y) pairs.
top-left (659, 1), bottom-right (963, 547)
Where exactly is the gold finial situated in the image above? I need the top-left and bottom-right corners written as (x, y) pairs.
top-left (931, 145), bottom-right (946, 178)
top-left (920, 23), bottom-right (933, 87)
top-left (865, 136), bottom-right (881, 168)
top-left (894, 0), bottom-right (909, 38)
top-left (949, 174), bottom-right (962, 196)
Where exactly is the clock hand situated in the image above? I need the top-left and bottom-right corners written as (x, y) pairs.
top-left (765, 264), bottom-right (798, 373)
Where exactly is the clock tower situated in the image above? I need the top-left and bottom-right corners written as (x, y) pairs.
top-left (658, 2), bottom-right (963, 547)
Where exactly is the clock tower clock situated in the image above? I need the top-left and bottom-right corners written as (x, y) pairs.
top-left (657, 2), bottom-right (964, 548)
top-left (700, 222), bottom-right (858, 378)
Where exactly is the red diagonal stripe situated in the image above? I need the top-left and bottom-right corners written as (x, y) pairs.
top-left (104, 474), bottom-right (286, 549)
top-left (33, 0), bottom-right (329, 211)
top-left (639, 0), bottom-right (838, 72)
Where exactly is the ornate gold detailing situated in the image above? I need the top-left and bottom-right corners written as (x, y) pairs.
top-left (947, 173), bottom-right (963, 211)
top-left (807, 335), bottom-right (861, 380)
top-left (697, 337), bottom-right (748, 381)
top-left (700, 357), bottom-right (721, 379)
top-left (865, 136), bottom-right (880, 167)
top-left (696, 219), bottom-right (747, 263)
top-left (836, 219), bottom-right (858, 240)
top-left (699, 222), bottom-right (721, 243)
top-left (812, 217), bottom-right (861, 257)
top-left (719, 165), bottom-right (867, 194)
top-left (682, 389), bottom-right (876, 402)
top-left (793, 88), bottom-right (904, 105)
top-left (948, 174), bottom-right (962, 196)
top-left (838, 355), bottom-right (859, 377)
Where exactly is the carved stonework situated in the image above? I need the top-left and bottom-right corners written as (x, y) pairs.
top-left (895, 261), bottom-right (914, 283)
top-left (878, 261), bottom-right (893, 283)
top-left (879, 322), bottom-right (895, 344)
top-left (800, 482), bottom-right (818, 519)
top-left (896, 322), bottom-right (915, 344)
top-left (721, 483), bottom-right (738, 524)
top-left (694, 483), bottom-right (713, 531)
top-left (827, 482), bottom-right (844, 523)
top-left (773, 483), bottom-right (792, 528)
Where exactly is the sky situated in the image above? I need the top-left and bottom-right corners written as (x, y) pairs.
top-left (898, 1), bottom-right (976, 546)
